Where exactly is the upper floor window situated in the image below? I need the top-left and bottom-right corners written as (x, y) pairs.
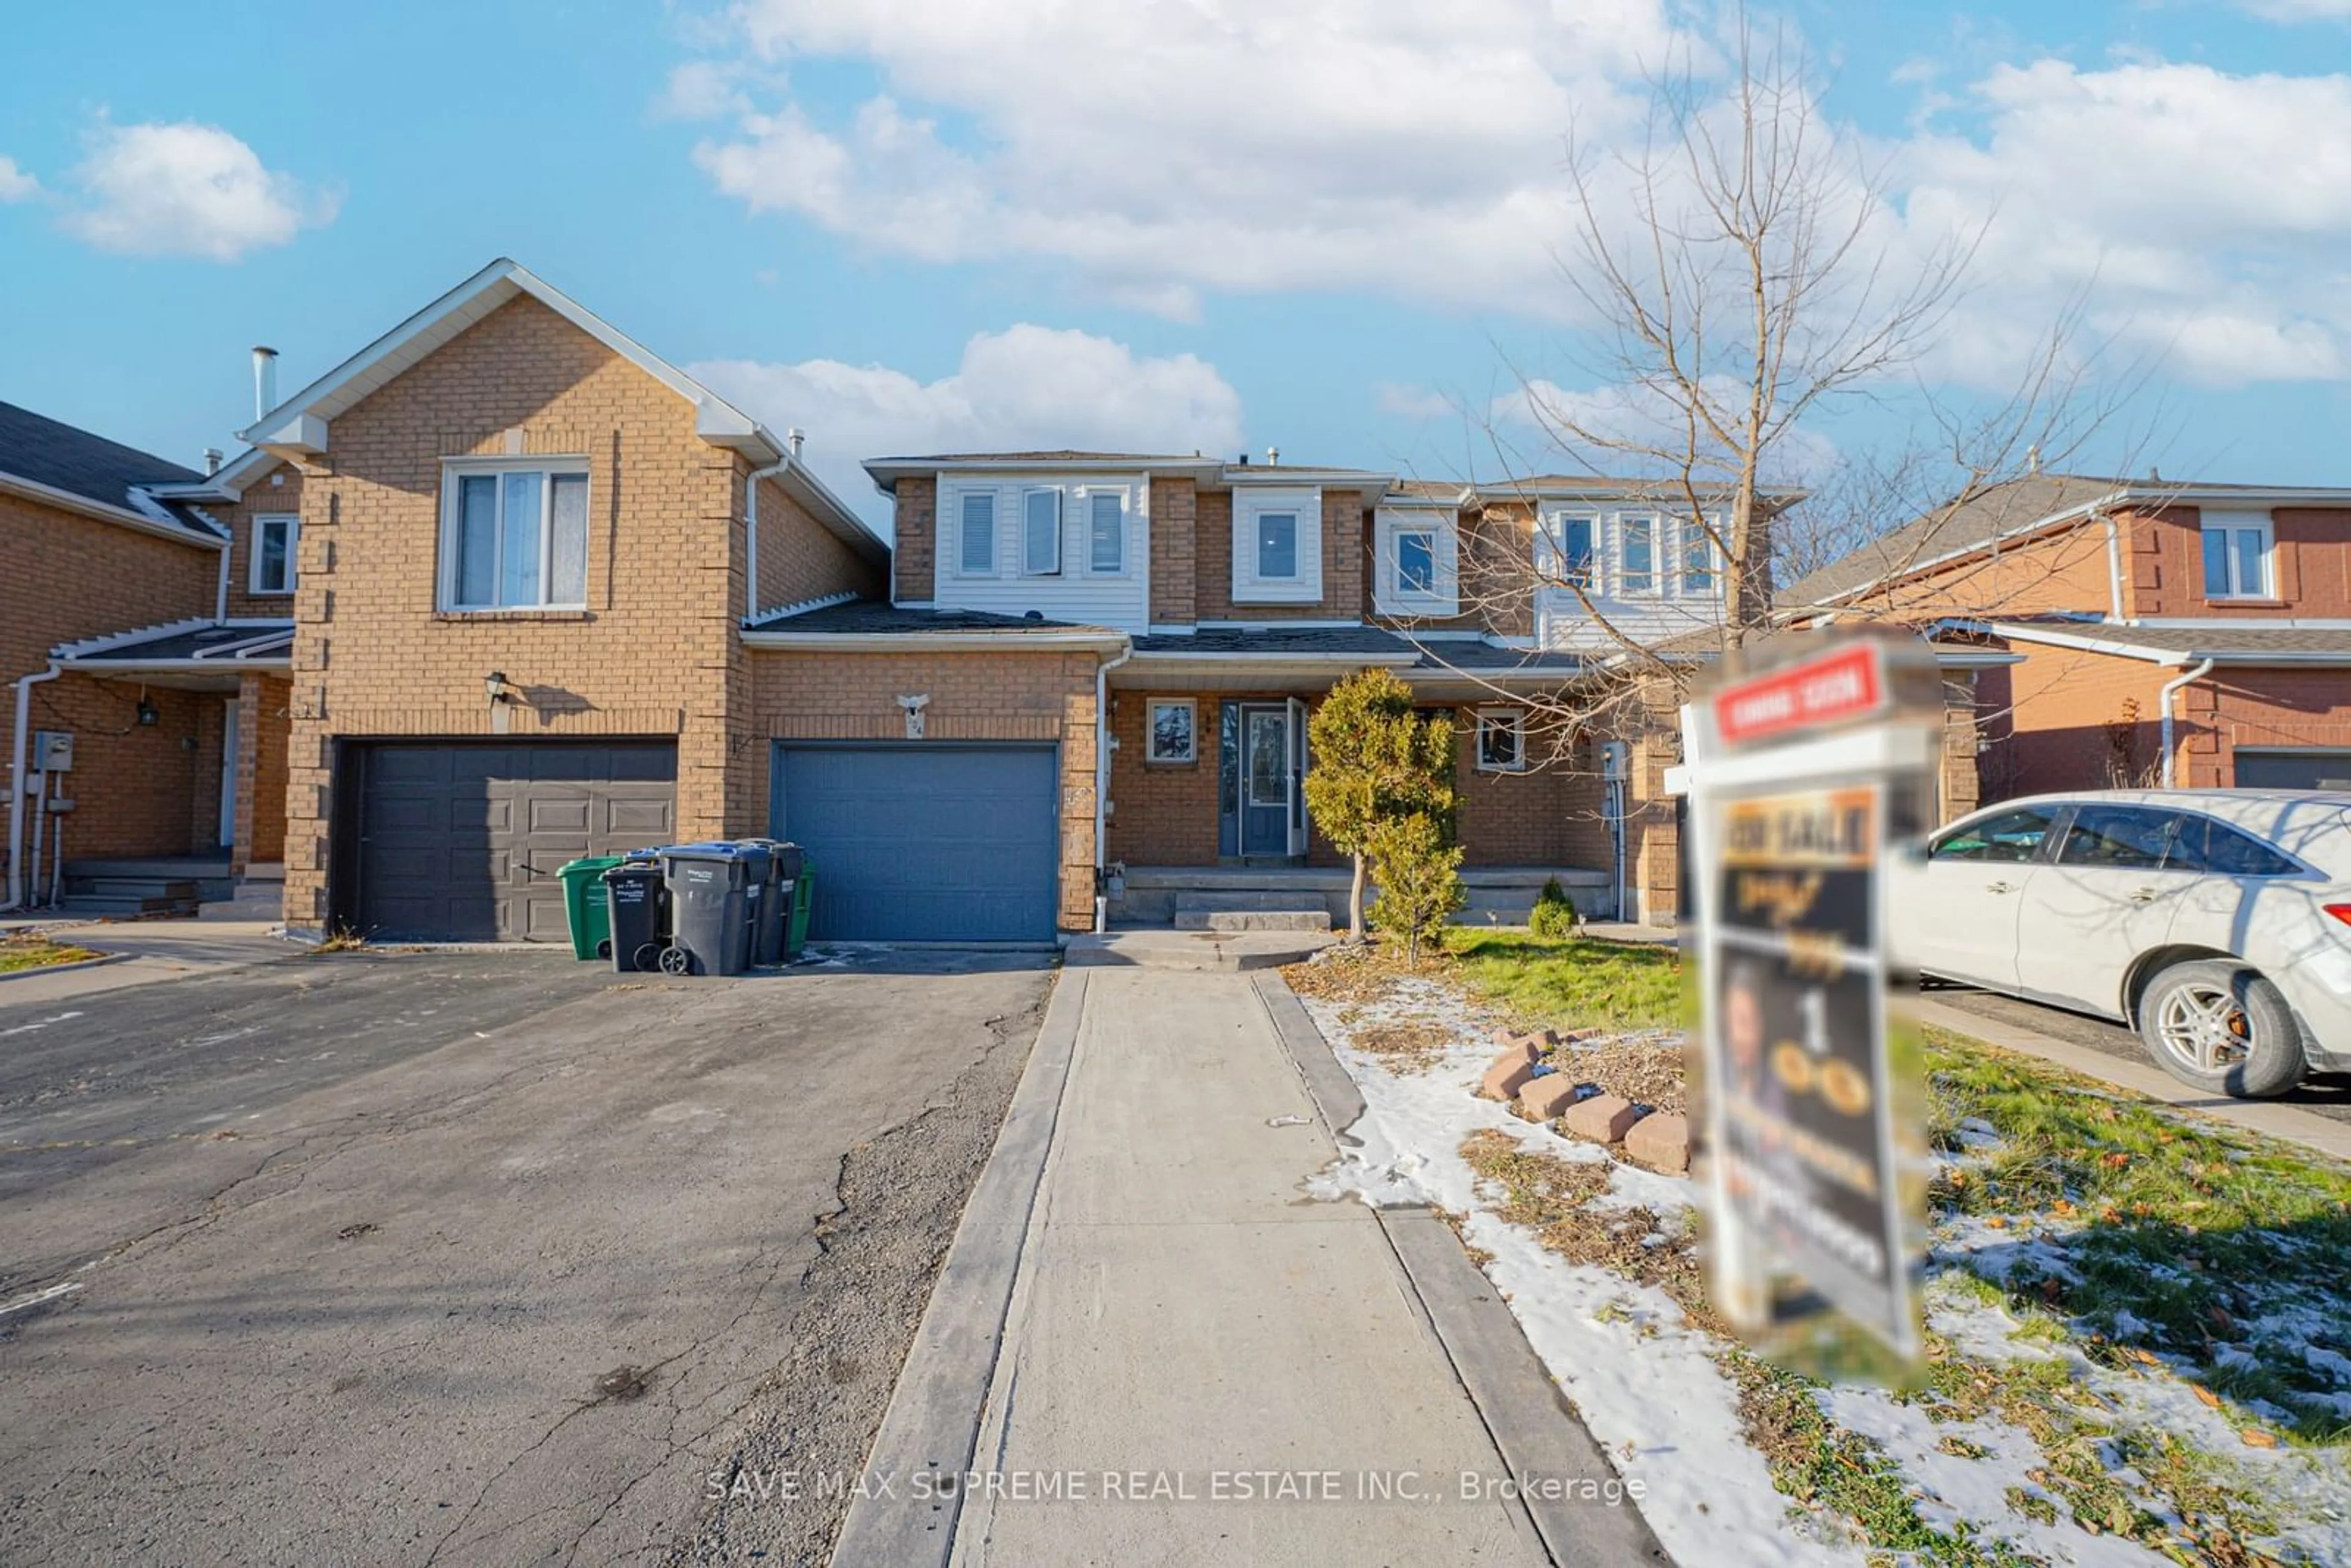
top-left (1023, 488), bottom-right (1062, 576)
top-left (2201, 511), bottom-right (2273, 601)
top-left (251, 513), bottom-right (299, 596)
top-left (960, 492), bottom-right (997, 574)
top-left (945, 479), bottom-right (1134, 580)
top-left (1618, 514), bottom-right (1659, 596)
top-left (1232, 487), bottom-right (1322, 602)
top-left (1374, 509), bottom-right (1458, 615)
top-left (441, 460), bottom-right (588, 610)
top-left (1679, 516), bottom-right (1718, 596)
top-left (1089, 491), bottom-right (1125, 573)
top-left (1535, 511), bottom-right (1597, 590)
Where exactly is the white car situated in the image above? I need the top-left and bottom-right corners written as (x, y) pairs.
top-left (1889, 789), bottom-right (2351, 1098)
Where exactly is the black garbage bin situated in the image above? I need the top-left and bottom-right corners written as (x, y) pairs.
top-left (602, 858), bottom-right (669, 973)
top-left (742, 838), bottom-right (802, 966)
top-left (659, 842), bottom-right (759, 976)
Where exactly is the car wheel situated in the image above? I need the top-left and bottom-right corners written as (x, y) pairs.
top-left (2137, 959), bottom-right (2306, 1099)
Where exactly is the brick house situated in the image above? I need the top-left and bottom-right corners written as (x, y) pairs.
top-left (0, 401), bottom-right (289, 914)
top-left (1782, 472), bottom-right (2351, 802)
top-left (4, 258), bottom-right (1767, 941)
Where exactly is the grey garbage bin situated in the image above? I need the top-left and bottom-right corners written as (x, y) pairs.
top-left (602, 857), bottom-right (669, 973)
top-left (659, 842), bottom-right (760, 976)
top-left (741, 838), bottom-right (803, 966)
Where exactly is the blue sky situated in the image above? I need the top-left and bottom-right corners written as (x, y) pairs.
top-left (2, 1), bottom-right (2349, 525)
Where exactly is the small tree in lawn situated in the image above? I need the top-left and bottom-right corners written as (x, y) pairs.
top-left (1303, 668), bottom-right (1455, 942)
top-left (1365, 812), bottom-right (1466, 966)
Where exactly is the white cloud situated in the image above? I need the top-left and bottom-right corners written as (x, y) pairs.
top-left (0, 157), bottom-right (39, 202)
top-left (1374, 382), bottom-right (1458, 421)
top-left (2238, 0), bottom-right (2351, 19)
top-left (653, 59), bottom-right (782, 121)
top-left (690, 324), bottom-right (1244, 516)
top-left (685, 0), bottom-right (1681, 316)
top-left (1903, 59), bottom-right (2351, 385)
top-left (62, 121), bottom-right (334, 261)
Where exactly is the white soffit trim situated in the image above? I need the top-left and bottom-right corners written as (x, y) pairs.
top-left (0, 472), bottom-right (226, 548)
top-left (741, 629), bottom-right (1128, 653)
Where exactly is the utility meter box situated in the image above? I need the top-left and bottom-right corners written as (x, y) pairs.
top-left (32, 730), bottom-right (73, 773)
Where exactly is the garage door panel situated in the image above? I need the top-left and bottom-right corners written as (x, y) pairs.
top-left (2236, 750), bottom-right (2351, 789)
top-left (775, 744), bottom-right (1058, 943)
top-left (352, 741), bottom-right (676, 942)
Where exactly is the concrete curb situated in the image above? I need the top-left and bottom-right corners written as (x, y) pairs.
top-left (1253, 972), bottom-right (1674, 1567)
top-left (1916, 997), bottom-right (2351, 1164)
top-left (0, 951), bottom-right (130, 983)
top-left (827, 969), bottom-right (1090, 1568)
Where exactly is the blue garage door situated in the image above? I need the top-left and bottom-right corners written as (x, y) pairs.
top-left (773, 743), bottom-right (1060, 943)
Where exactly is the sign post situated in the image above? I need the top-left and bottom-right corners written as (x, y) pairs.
top-left (1682, 634), bottom-right (1941, 1360)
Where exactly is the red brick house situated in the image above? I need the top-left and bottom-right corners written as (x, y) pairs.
top-left (1782, 473), bottom-right (2351, 801)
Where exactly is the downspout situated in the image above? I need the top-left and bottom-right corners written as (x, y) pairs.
top-left (1093, 640), bottom-right (1135, 933)
top-left (4, 663), bottom-right (64, 912)
top-left (216, 534), bottom-right (231, 620)
top-left (2158, 658), bottom-right (2214, 789)
top-left (2102, 512), bottom-right (2125, 623)
top-left (745, 460), bottom-right (789, 624)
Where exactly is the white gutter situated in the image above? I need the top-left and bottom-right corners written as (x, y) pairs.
top-left (0, 472), bottom-right (231, 547)
top-left (4, 663), bottom-right (64, 912)
top-left (744, 460), bottom-right (788, 623)
top-left (1093, 641), bottom-right (1135, 932)
top-left (2159, 658), bottom-right (2216, 789)
top-left (215, 536), bottom-right (231, 620)
top-left (58, 656), bottom-right (294, 675)
top-left (741, 630), bottom-right (1128, 653)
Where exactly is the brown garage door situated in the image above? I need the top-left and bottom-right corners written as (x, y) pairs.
top-left (347, 741), bottom-right (676, 942)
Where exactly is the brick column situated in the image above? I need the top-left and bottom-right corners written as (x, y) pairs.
top-left (230, 673), bottom-right (264, 876)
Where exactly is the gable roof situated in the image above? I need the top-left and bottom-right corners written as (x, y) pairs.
top-left (1783, 471), bottom-right (2351, 610)
top-left (0, 400), bottom-right (222, 546)
top-left (237, 258), bottom-right (885, 563)
top-left (1952, 618), bottom-right (2351, 666)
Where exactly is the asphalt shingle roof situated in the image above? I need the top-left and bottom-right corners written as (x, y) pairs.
top-left (747, 599), bottom-right (1107, 634)
top-left (0, 399), bottom-right (203, 514)
top-left (1782, 473), bottom-right (2126, 607)
top-left (1992, 620), bottom-right (2351, 660)
top-left (63, 621), bottom-right (294, 664)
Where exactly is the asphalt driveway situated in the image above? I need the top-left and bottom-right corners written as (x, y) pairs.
top-left (0, 947), bottom-right (1053, 1567)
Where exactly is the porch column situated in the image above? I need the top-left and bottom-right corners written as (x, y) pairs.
top-left (230, 673), bottom-right (264, 877)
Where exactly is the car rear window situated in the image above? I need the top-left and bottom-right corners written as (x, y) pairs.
top-left (1932, 805), bottom-right (2060, 863)
top-left (2165, 814), bottom-right (2302, 877)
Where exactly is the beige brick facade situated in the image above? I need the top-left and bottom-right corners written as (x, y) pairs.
top-left (749, 650), bottom-right (1101, 929)
top-left (891, 476), bottom-right (936, 602)
top-left (276, 295), bottom-right (881, 932)
top-left (214, 466), bottom-right (307, 619)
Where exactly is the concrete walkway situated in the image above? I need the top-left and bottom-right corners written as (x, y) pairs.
top-left (839, 967), bottom-right (1661, 1567)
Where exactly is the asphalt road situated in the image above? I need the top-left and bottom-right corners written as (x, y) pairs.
top-left (0, 947), bottom-right (1054, 1567)
top-left (1926, 981), bottom-right (2351, 1123)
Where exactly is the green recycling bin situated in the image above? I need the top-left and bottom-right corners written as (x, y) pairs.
top-left (557, 854), bottom-right (628, 961)
top-left (786, 853), bottom-right (815, 958)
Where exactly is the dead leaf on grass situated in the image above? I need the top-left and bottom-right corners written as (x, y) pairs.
top-left (2241, 1428), bottom-right (2278, 1449)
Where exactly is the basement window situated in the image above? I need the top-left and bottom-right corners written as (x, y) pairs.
top-left (441, 460), bottom-right (590, 610)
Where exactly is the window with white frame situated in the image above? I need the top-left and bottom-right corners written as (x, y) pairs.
top-left (251, 513), bottom-right (298, 596)
top-left (1232, 487), bottom-right (1322, 602)
top-left (1535, 511), bottom-right (1598, 590)
top-left (2201, 511), bottom-right (2274, 600)
top-left (441, 461), bottom-right (589, 610)
top-left (1475, 708), bottom-right (1526, 772)
top-left (1376, 509), bottom-right (1457, 615)
top-left (1679, 516), bottom-right (1719, 596)
top-left (1023, 488), bottom-right (1062, 575)
top-left (1147, 698), bottom-right (1197, 763)
top-left (1618, 514), bottom-right (1659, 596)
top-left (958, 491), bottom-right (997, 575)
top-left (1087, 489), bottom-right (1125, 574)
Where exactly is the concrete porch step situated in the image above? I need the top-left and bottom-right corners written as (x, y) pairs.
top-left (1171, 891), bottom-right (1333, 932)
top-left (55, 893), bottom-right (201, 917)
top-left (1064, 929), bottom-right (1335, 971)
top-left (63, 876), bottom-right (202, 899)
top-left (1174, 909), bottom-right (1332, 932)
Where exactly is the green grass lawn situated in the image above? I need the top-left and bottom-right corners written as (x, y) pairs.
top-left (1444, 929), bottom-right (1687, 1031)
top-left (0, 932), bottom-right (102, 973)
top-left (1927, 1026), bottom-right (2351, 1446)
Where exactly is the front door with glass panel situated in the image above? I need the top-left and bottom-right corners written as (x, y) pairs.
top-left (1240, 703), bottom-right (1291, 855)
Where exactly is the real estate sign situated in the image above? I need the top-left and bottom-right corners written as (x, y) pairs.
top-left (1681, 635), bottom-right (1940, 1360)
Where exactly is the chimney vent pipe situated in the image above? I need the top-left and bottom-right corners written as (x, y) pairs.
top-left (251, 346), bottom-right (279, 422)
